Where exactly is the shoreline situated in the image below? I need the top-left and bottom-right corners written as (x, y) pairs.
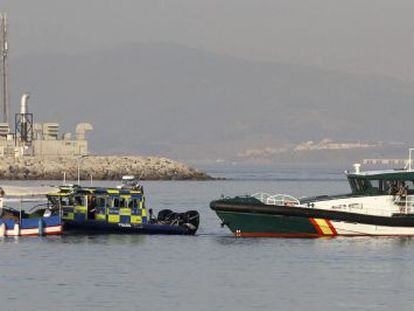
top-left (0, 155), bottom-right (214, 181)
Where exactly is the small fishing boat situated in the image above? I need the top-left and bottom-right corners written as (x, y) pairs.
top-left (47, 176), bottom-right (200, 235)
top-left (211, 150), bottom-right (414, 238)
top-left (0, 198), bottom-right (63, 237)
top-left (0, 213), bottom-right (62, 237)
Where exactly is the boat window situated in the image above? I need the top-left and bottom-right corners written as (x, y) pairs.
top-left (128, 198), bottom-right (139, 209)
top-left (370, 180), bottom-right (385, 194)
top-left (96, 197), bottom-right (106, 208)
top-left (354, 179), bottom-right (362, 192)
top-left (381, 180), bottom-right (414, 195)
top-left (60, 196), bottom-right (70, 206)
top-left (359, 179), bottom-right (370, 192)
top-left (399, 181), bottom-right (414, 195)
top-left (60, 196), bottom-right (74, 206)
top-left (351, 176), bottom-right (414, 195)
top-left (371, 180), bottom-right (379, 191)
top-left (120, 197), bottom-right (128, 208)
top-left (384, 180), bottom-right (398, 195)
top-left (359, 179), bottom-right (371, 192)
top-left (348, 178), bottom-right (357, 193)
top-left (74, 196), bottom-right (86, 206)
top-left (352, 178), bottom-right (371, 194)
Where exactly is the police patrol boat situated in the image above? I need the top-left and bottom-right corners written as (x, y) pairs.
top-left (47, 176), bottom-right (200, 235)
top-left (211, 151), bottom-right (414, 237)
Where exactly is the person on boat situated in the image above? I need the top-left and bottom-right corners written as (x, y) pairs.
top-left (0, 186), bottom-right (4, 209)
top-left (388, 181), bottom-right (398, 195)
top-left (88, 195), bottom-right (97, 220)
top-left (397, 182), bottom-right (408, 198)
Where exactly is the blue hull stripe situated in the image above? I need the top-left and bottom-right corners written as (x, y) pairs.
top-left (0, 215), bottom-right (62, 230)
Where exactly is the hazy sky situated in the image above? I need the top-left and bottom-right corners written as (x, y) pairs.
top-left (2, 0), bottom-right (414, 80)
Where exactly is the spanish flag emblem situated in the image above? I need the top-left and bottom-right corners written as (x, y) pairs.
top-left (309, 218), bottom-right (337, 236)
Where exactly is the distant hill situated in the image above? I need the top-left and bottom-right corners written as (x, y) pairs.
top-left (9, 42), bottom-right (414, 164)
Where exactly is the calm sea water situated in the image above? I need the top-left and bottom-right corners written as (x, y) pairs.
top-left (1, 166), bottom-right (414, 311)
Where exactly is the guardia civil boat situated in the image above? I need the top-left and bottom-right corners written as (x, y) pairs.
top-left (211, 152), bottom-right (414, 237)
top-left (47, 177), bottom-right (200, 235)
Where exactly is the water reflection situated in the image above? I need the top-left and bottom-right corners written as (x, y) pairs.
top-left (60, 234), bottom-right (147, 245)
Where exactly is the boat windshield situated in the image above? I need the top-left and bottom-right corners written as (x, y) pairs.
top-left (348, 176), bottom-right (414, 195)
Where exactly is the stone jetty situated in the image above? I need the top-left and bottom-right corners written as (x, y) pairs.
top-left (0, 156), bottom-right (212, 180)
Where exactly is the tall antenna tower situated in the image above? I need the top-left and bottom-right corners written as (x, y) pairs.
top-left (0, 13), bottom-right (9, 124)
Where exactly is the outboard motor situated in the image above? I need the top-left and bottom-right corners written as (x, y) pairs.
top-left (182, 210), bottom-right (200, 233)
top-left (157, 209), bottom-right (174, 222)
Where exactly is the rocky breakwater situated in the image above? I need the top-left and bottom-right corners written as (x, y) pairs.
top-left (0, 156), bottom-right (212, 180)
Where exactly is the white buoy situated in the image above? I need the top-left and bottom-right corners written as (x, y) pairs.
top-left (0, 223), bottom-right (6, 237)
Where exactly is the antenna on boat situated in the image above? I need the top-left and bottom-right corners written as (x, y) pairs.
top-left (136, 170), bottom-right (144, 181)
top-left (408, 148), bottom-right (414, 171)
top-left (0, 13), bottom-right (10, 123)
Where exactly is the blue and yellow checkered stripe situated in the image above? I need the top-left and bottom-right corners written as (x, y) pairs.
top-left (62, 205), bottom-right (87, 221)
top-left (61, 195), bottom-right (147, 224)
top-left (105, 200), bottom-right (147, 224)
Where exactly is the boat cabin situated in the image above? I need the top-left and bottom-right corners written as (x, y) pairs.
top-left (47, 185), bottom-right (148, 224)
top-left (346, 169), bottom-right (414, 196)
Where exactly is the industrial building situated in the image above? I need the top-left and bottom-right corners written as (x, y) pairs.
top-left (0, 13), bottom-right (92, 158)
top-left (0, 93), bottom-right (93, 158)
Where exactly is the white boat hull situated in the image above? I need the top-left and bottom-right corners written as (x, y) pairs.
top-left (332, 221), bottom-right (414, 236)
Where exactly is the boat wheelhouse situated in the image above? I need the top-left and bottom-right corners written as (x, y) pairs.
top-left (49, 185), bottom-right (148, 225)
top-left (211, 153), bottom-right (414, 237)
top-left (47, 179), bottom-right (199, 235)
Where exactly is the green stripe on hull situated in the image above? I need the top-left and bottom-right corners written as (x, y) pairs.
top-left (216, 211), bottom-right (318, 236)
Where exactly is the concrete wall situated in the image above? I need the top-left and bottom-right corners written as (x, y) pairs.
top-left (32, 139), bottom-right (88, 157)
